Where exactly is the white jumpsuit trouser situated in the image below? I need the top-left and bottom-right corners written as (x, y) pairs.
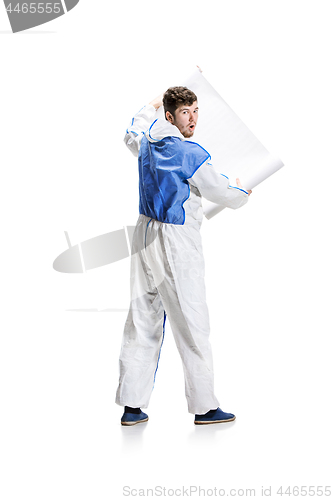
top-left (115, 214), bottom-right (220, 415)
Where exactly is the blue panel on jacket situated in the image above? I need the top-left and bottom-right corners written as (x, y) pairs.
top-left (138, 136), bottom-right (210, 225)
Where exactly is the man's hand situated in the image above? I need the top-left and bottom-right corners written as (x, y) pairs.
top-left (149, 93), bottom-right (164, 110)
top-left (236, 178), bottom-right (252, 195)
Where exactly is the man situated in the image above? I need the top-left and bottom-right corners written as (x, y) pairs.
top-left (115, 86), bottom-right (251, 425)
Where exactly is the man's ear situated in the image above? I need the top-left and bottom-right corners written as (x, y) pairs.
top-left (165, 111), bottom-right (174, 124)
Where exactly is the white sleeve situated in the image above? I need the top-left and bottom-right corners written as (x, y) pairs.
top-left (124, 104), bottom-right (157, 157)
top-left (188, 160), bottom-right (249, 210)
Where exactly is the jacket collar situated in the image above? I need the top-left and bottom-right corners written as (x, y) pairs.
top-left (146, 119), bottom-right (185, 143)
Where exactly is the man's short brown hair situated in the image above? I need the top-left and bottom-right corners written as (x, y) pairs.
top-left (163, 86), bottom-right (197, 119)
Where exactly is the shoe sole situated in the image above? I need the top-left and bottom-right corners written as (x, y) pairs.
top-left (121, 417), bottom-right (149, 426)
top-left (194, 416), bottom-right (236, 425)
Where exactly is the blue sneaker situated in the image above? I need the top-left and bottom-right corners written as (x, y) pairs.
top-left (194, 407), bottom-right (236, 425)
top-left (121, 410), bottom-right (149, 426)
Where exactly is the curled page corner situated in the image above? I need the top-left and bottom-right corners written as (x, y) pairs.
top-left (239, 154), bottom-right (284, 192)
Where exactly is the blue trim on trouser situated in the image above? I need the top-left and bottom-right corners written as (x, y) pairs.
top-left (153, 311), bottom-right (166, 387)
top-left (144, 218), bottom-right (153, 249)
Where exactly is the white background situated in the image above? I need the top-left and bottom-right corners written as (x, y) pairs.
top-left (1, 1), bottom-right (332, 498)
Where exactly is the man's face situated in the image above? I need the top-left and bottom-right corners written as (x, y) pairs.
top-left (166, 101), bottom-right (199, 138)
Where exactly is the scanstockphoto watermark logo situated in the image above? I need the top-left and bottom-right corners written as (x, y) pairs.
top-left (3, 0), bottom-right (80, 32)
top-left (53, 224), bottom-right (205, 310)
top-left (123, 485), bottom-right (258, 497)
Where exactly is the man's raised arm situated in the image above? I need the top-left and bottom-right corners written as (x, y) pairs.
top-left (124, 94), bottom-right (163, 157)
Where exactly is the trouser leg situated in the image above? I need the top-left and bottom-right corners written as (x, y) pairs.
top-left (115, 218), bottom-right (165, 409)
top-left (145, 221), bottom-right (220, 415)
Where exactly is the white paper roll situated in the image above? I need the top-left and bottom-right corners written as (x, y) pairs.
top-left (155, 68), bottom-right (284, 219)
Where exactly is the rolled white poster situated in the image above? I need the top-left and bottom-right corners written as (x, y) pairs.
top-left (156, 67), bottom-right (284, 219)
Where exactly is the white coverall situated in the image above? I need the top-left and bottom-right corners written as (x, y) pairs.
top-left (115, 104), bottom-right (248, 414)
